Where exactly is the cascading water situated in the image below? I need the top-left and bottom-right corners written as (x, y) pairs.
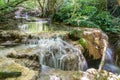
top-left (105, 48), bottom-right (114, 64)
top-left (104, 48), bottom-right (120, 73)
top-left (15, 6), bottom-right (29, 19)
top-left (24, 37), bottom-right (88, 71)
top-left (17, 19), bottom-right (120, 74)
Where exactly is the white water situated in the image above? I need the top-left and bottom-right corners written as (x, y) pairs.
top-left (23, 37), bottom-right (88, 71)
top-left (106, 48), bottom-right (114, 64)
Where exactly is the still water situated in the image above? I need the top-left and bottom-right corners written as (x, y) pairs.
top-left (18, 20), bottom-right (71, 34)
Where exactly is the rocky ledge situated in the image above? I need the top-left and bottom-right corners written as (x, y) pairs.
top-left (0, 57), bottom-right (38, 80)
top-left (39, 66), bottom-right (120, 80)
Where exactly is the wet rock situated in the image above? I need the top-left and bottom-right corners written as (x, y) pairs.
top-left (39, 66), bottom-right (120, 80)
top-left (1, 48), bottom-right (40, 78)
top-left (6, 48), bottom-right (39, 61)
top-left (14, 59), bottom-right (40, 71)
top-left (1, 41), bottom-right (20, 47)
top-left (0, 30), bottom-right (25, 44)
top-left (0, 46), bottom-right (5, 48)
top-left (84, 68), bottom-right (120, 80)
top-left (39, 65), bottom-right (83, 80)
top-left (0, 57), bottom-right (38, 80)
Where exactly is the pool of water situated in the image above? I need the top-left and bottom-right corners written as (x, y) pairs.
top-left (18, 20), bottom-right (71, 34)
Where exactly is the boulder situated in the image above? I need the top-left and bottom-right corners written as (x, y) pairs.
top-left (82, 28), bottom-right (108, 59)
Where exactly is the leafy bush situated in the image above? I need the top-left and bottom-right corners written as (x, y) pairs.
top-left (91, 11), bottom-right (113, 30)
top-left (80, 6), bottom-right (97, 16)
top-left (54, 0), bottom-right (120, 35)
top-left (54, 0), bottom-right (99, 27)
top-left (78, 20), bottom-right (99, 28)
top-left (53, 2), bottom-right (74, 22)
top-left (90, 11), bottom-right (120, 34)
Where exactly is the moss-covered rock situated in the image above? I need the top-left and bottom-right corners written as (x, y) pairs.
top-left (82, 28), bottom-right (108, 59)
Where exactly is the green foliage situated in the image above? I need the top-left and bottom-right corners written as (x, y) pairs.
top-left (78, 20), bottom-right (99, 28)
top-left (91, 12), bottom-right (113, 29)
top-left (69, 29), bottom-right (82, 40)
top-left (54, 0), bottom-right (98, 27)
top-left (20, 0), bottom-right (38, 10)
top-left (54, 0), bottom-right (120, 35)
top-left (91, 11), bottom-right (120, 34)
top-left (0, 72), bottom-right (21, 78)
top-left (80, 6), bottom-right (97, 16)
top-left (0, 0), bottom-right (27, 18)
top-left (54, 3), bottom-right (74, 22)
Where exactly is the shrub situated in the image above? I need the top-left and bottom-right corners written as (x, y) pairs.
top-left (54, 0), bottom-right (120, 35)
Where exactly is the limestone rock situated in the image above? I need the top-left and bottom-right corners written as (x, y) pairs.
top-left (0, 30), bottom-right (25, 44)
top-left (6, 48), bottom-right (39, 61)
top-left (0, 57), bottom-right (38, 80)
top-left (38, 38), bottom-right (87, 71)
top-left (82, 28), bottom-right (108, 59)
top-left (38, 67), bottom-right (120, 80)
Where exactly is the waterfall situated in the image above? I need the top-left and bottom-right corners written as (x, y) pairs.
top-left (104, 47), bottom-right (120, 74)
top-left (105, 48), bottom-right (114, 64)
top-left (15, 6), bottom-right (29, 19)
top-left (23, 37), bottom-right (88, 71)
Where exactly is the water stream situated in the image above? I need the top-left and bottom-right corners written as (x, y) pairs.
top-left (0, 16), bottom-right (119, 79)
top-left (0, 18), bottom-right (88, 71)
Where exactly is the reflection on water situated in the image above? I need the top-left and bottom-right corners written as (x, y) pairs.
top-left (18, 21), bottom-right (70, 33)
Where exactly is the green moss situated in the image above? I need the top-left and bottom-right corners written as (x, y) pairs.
top-left (78, 38), bottom-right (87, 48)
top-left (0, 72), bottom-right (21, 79)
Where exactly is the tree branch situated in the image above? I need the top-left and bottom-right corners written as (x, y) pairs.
top-left (0, 0), bottom-right (28, 11)
top-left (97, 39), bottom-right (108, 80)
